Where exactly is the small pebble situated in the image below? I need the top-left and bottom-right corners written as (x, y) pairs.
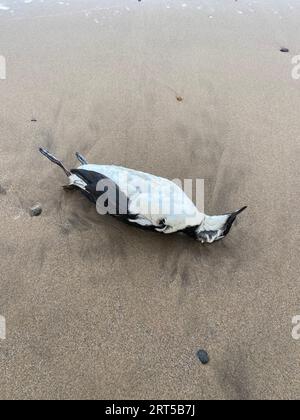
top-left (176, 96), bottom-right (183, 102)
top-left (30, 204), bottom-right (42, 217)
top-left (280, 48), bottom-right (289, 53)
top-left (31, 118), bottom-right (37, 122)
top-left (0, 185), bottom-right (7, 195)
top-left (196, 349), bottom-right (210, 365)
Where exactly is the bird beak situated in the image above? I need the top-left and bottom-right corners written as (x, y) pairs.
top-left (234, 206), bottom-right (248, 216)
top-left (223, 206), bottom-right (247, 237)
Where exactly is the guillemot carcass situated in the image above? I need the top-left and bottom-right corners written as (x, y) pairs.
top-left (39, 148), bottom-right (247, 244)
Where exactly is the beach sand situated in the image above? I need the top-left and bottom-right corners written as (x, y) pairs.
top-left (0, 0), bottom-right (299, 400)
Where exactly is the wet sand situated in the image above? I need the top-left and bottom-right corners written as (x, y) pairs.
top-left (0, 0), bottom-right (299, 400)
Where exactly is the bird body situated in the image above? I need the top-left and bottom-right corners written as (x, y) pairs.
top-left (39, 148), bottom-right (247, 244)
top-left (72, 164), bottom-right (204, 234)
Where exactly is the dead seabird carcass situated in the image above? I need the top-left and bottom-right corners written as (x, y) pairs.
top-left (39, 148), bottom-right (246, 244)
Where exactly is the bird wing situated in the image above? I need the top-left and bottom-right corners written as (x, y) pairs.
top-left (70, 168), bottom-right (130, 214)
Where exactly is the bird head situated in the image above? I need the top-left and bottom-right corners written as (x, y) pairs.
top-left (195, 206), bottom-right (247, 244)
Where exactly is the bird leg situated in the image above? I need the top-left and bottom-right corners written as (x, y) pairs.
top-left (75, 152), bottom-right (88, 165)
top-left (39, 147), bottom-right (71, 177)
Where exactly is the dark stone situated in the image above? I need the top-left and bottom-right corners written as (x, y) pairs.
top-left (30, 204), bottom-right (42, 217)
top-left (280, 48), bottom-right (289, 53)
top-left (197, 349), bottom-right (210, 365)
top-left (0, 185), bottom-right (7, 195)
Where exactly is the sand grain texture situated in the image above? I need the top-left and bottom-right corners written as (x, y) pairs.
top-left (0, 0), bottom-right (299, 400)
